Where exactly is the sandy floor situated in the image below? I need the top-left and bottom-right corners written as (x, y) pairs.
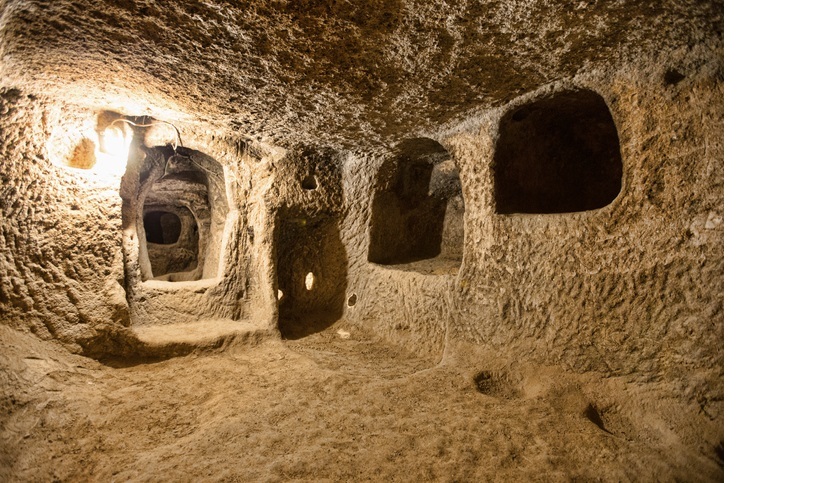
top-left (1, 323), bottom-right (722, 481)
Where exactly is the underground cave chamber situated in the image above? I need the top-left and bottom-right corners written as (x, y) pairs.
top-left (0, 0), bottom-right (725, 478)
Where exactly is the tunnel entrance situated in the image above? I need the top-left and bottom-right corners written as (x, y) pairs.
top-left (493, 89), bottom-right (623, 214)
top-left (275, 214), bottom-right (348, 339)
top-left (136, 147), bottom-right (229, 283)
top-left (143, 207), bottom-right (198, 277)
top-left (368, 138), bottom-right (464, 274)
top-left (143, 211), bottom-right (182, 244)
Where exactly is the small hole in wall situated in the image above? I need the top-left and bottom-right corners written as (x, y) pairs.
top-left (663, 69), bottom-right (686, 86)
top-left (305, 272), bottom-right (315, 291)
top-left (347, 293), bottom-right (357, 307)
top-left (277, 289), bottom-right (284, 300)
top-left (301, 175), bottom-right (318, 190)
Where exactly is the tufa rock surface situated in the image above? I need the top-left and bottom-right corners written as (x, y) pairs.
top-left (0, 0), bottom-right (722, 479)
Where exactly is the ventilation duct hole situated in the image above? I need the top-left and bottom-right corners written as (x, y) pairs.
top-left (301, 175), bottom-right (318, 190)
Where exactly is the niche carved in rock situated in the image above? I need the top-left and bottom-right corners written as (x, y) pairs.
top-left (134, 146), bottom-right (229, 283)
top-left (368, 138), bottom-right (464, 274)
top-left (494, 89), bottom-right (623, 214)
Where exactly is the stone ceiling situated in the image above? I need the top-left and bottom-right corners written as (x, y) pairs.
top-left (0, 0), bottom-right (722, 151)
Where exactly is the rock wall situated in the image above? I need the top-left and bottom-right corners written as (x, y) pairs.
top-left (0, 90), bottom-right (131, 356)
top-left (341, 53), bottom-right (723, 413)
top-left (0, 92), bottom-right (283, 355)
top-left (0, 0), bottom-right (722, 414)
top-left (445, 65), bottom-right (723, 414)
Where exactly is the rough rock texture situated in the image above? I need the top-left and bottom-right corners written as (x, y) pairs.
top-left (0, 324), bottom-right (723, 481)
top-left (0, 0), bottom-right (722, 149)
top-left (0, 0), bottom-right (723, 479)
top-left (0, 90), bottom-right (133, 356)
top-left (441, 70), bottom-right (724, 415)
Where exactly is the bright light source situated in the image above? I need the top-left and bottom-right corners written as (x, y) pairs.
top-left (95, 124), bottom-right (132, 178)
top-left (305, 272), bottom-right (315, 291)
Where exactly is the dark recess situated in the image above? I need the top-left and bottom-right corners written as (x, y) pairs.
top-left (494, 89), bottom-right (622, 214)
top-left (368, 138), bottom-right (464, 268)
top-left (301, 175), bottom-right (318, 190)
top-left (664, 69), bottom-right (686, 86)
top-left (144, 211), bottom-right (182, 244)
top-left (584, 403), bottom-right (614, 435)
top-left (276, 214), bottom-right (348, 339)
top-left (715, 440), bottom-right (724, 466)
top-left (473, 370), bottom-right (520, 399)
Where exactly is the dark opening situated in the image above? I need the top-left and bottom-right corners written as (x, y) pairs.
top-left (664, 69), bottom-right (686, 86)
top-left (368, 138), bottom-right (463, 273)
top-left (276, 214), bottom-right (348, 339)
top-left (143, 206), bottom-right (199, 278)
top-left (137, 146), bottom-right (229, 282)
top-left (472, 371), bottom-right (521, 399)
top-left (584, 404), bottom-right (614, 435)
top-left (494, 89), bottom-right (622, 214)
top-left (301, 175), bottom-right (318, 190)
top-left (144, 211), bottom-right (182, 244)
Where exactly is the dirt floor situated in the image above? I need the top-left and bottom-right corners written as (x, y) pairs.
top-left (0, 322), bottom-right (722, 482)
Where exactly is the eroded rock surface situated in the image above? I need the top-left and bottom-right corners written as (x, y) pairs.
top-left (0, 0), bottom-right (722, 480)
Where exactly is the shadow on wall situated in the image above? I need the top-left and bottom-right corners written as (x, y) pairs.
top-left (368, 138), bottom-right (464, 274)
top-left (494, 89), bottom-right (622, 214)
top-left (275, 213), bottom-right (348, 339)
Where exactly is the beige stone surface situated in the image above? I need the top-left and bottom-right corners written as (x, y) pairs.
top-left (0, 0), bottom-right (723, 479)
top-left (1, 324), bottom-right (722, 481)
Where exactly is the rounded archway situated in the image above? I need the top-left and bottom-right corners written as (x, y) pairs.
top-left (133, 146), bottom-right (230, 283)
top-left (368, 138), bottom-right (464, 273)
top-left (494, 89), bottom-right (623, 214)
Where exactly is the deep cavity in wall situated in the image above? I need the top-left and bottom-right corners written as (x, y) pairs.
top-left (493, 89), bottom-right (623, 215)
top-left (368, 138), bottom-right (464, 275)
